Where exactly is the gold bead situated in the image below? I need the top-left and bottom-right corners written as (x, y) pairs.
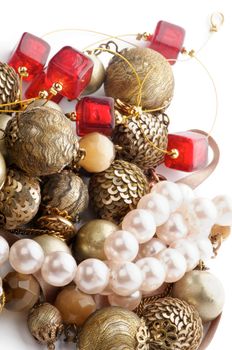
top-left (113, 110), bottom-right (169, 170)
top-left (172, 270), bottom-right (225, 323)
top-left (28, 303), bottom-right (64, 350)
top-left (89, 160), bottom-right (149, 224)
top-left (73, 219), bottom-right (118, 261)
top-left (0, 168), bottom-right (41, 229)
top-left (104, 47), bottom-right (174, 110)
top-left (37, 215), bottom-right (76, 241)
top-left (83, 53), bottom-right (105, 95)
top-left (41, 170), bottom-right (89, 221)
top-left (170, 148), bottom-right (179, 159)
top-left (39, 90), bottom-right (49, 99)
top-left (141, 297), bottom-right (203, 350)
top-left (79, 307), bottom-right (148, 350)
top-left (5, 106), bottom-right (79, 176)
top-left (210, 224), bottom-right (231, 240)
top-left (34, 234), bottom-right (71, 256)
top-left (0, 114), bottom-right (12, 157)
top-left (0, 63), bottom-right (20, 111)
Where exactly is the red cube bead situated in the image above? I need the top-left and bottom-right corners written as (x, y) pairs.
top-left (25, 70), bottom-right (63, 103)
top-left (149, 21), bottom-right (185, 64)
top-left (8, 32), bottom-right (50, 81)
top-left (76, 96), bottom-right (115, 136)
top-left (47, 46), bottom-right (93, 100)
top-left (164, 131), bottom-right (208, 172)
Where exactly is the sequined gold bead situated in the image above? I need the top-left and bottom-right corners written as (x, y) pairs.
top-left (0, 63), bottom-right (20, 111)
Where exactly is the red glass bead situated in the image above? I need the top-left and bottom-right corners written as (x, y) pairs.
top-left (76, 96), bottom-right (115, 136)
top-left (8, 32), bottom-right (50, 81)
top-left (149, 21), bottom-right (185, 64)
top-left (25, 70), bottom-right (63, 103)
top-left (47, 46), bottom-right (93, 100)
top-left (164, 131), bottom-right (208, 172)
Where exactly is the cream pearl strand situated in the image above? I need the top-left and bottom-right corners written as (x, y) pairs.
top-left (0, 182), bottom-right (232, 298)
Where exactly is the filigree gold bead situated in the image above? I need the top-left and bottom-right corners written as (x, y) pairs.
top-left (79, 306), bottom-right (149, 350)
top-left (104, 47), bottom-right (174, 110)
top-left (89, 160), bottom-right (149, 224)
top-left (28, 303), bottom-right (64, 350)
top-left (5, 107), bottom-right (79, 177)
top-left (41, 170), bottom-right (88, 221)
top-left (140, 297), bottom-right (203, 350)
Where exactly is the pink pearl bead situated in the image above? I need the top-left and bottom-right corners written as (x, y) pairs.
top-left (104, 230), bottom-right (139, 262)
top-left (157, 213), bottom-right (188, 245)
top-left (142, 282), bottom-right (170, 297)
top-left (0, 236), bottom-right (10, 266)
top-left (122, 209), bottom-right (156, 243)
top-left (137, 193), bottom-right (170, 226)
top-left (157, 248), bottom-right (187, 283)
top-left (190, 237), bottom-right (213, 261)
top-left (152, 181), bottom-right (183, 212)
top-left (186, 198), bottom-right (217, 232)
top-left (139, 238), bottom-right (166, 258)
top-left (9, 239), bottom-right (44, 274)
top-left (136, 257), bottom-right (165, 292)
top-left (41, 251), bottom-right (77, 287)
top-left (170, 239), bottom-right (200, 271)
top-left (74, 259), bottom-right (110, 294)
top-left (108, 290), bottom-right (142, 311)
top-left (178, 183), bottom-right (195, 204)
top-left (213, 195), bottom-right (232, 226)
top-left (110, 262), bottom-right (143, 296)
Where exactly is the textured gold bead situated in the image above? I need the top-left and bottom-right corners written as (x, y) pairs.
top-left (0, 63), bottom-right (20, 110)
top-left (89, 160), bottom-right (149, 224)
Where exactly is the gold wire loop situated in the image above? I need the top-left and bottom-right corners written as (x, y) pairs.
top-left (136, 32), bottom-right (152, 41)
top-left (210, 12), bottom-right (224, 32)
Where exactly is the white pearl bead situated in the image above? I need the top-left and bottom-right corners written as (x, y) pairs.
top-left (9, 239), bottom-right (44, 274)
top-left (178, 183), bottom-right (195, 204)
top-left (41, 251), bottom-right (77, 287)
top-left (136, 257), bottom-right (165, 292)
top-left (213, 195), bottom-right (232, 226)
top-left (122, 209), bottom-right (156, 244)
top-left (156, 213), bottom-right (188, 245)
top-left (157, 248), bottom-right (187, 283)
top-left (186, 198), bottom-right (217, 232)
top-left (110, 262), bottom-right (143, 296)
top-left (139, 238), bottom-right (166, 258)
top-left (190, 237), bottom-right (213, 261)
top-left (137, 193), bottom-right (170, 226)
top-left (74, 259), bottom-right (110, 294)
top-left (152, 181), bottom-right (183, 212)
top-left (104, 230), bottom-right (139, 262)
top-left (170, 239), bottom-right (200, 271)
top-left (0, 236), bottom-right (10, 266)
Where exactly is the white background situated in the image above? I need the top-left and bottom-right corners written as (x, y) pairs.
top-left (0, 0), bottom-right (231, 349)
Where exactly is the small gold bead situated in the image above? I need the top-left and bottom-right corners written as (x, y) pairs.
top-left (50, 82), bottom-right (63, 95)
top-left (39, 90), bottom-right (49, 99)
top-left (18, 66), bottom-right (29, 78)
top-left (170, 148), bottom-right (179, 159)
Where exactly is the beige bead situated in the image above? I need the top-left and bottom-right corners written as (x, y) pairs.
top-left (79, 132), bottom-right (115, 173)
top-left (83, 53), bottom-right (105, 95)
top-left (34, 234), bottom-right (71, 256)
top-left (26, 99), bottom-right (63, 113)
top-left (0, 114), bottom-right (12, 157)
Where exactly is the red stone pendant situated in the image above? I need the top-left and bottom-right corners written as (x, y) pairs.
top-left (47, 46), bottom-right (93, 100)
top-left (8, 32), bottom-right (50, 81)
top-left (165, 131), bottom-right (208, 172)
top-left (149, 21), bottom-right (185, 64)
top-left (25, 70), bottom-right (63, 103)
top-left (76, 96), bottom-right (115, 136)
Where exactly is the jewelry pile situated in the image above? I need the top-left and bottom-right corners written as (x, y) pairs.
top-left (0, 12), bottom-right (230, 350)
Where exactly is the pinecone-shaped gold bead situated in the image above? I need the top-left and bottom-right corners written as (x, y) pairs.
top-left (140, 297), bottom-right (203, 350)
top-left (0, 168), bottom-right (41, 229)
top-left (89, 160), bottom-right (149, 224)
top-left (113, 110), bottom-right (169, 170)
top-left (0, 63), bottom-right (20, 110)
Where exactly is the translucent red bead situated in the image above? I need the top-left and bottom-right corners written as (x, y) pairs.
top-left (165, 131), bottom-right (208, 172)
top-left (149, 21), bottom-right (185, 64)
top-left (47, 46), bottom-right (93, 100)
top-left (8, 32), bottom-right (50, 81)
top-left (76, 96), bottom-right (115, 136)
top-left (25, 70), bottom-right (63, 103)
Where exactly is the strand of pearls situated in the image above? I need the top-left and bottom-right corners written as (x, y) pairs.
top-left (0, 182), bottom-right (232, 305)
